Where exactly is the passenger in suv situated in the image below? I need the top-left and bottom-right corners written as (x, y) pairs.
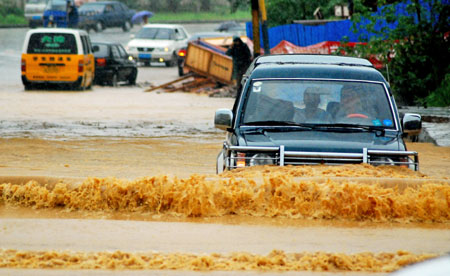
top-left (214, 54), bottom-right (422, 173)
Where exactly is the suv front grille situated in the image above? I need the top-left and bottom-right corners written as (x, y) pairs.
top-left (138, 47), bottom-right (154, 52)
top-left (224, 145), bottom-right (419, 171)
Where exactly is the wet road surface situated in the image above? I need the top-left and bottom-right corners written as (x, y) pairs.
top-left (0, 24), bottom-right (449, 275)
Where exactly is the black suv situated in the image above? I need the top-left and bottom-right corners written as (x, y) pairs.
top-left (214, 54), bottom-right (422, 173)
top-left (78, 1), bottom-right (135, 32)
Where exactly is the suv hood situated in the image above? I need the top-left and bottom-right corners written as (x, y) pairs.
top-left (240, 130), bottom-right (402, 152)
top-left (127, 39), bottom-right (174, 48)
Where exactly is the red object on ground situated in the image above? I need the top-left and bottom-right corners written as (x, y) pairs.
top-left (269, 40), bottom-right (384, 69)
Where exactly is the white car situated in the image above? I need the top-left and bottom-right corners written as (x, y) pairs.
top-left (126, 24), bottom-right (190, 67)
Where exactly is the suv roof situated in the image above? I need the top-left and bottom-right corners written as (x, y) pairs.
top-left (255, 54), bottom-right (374, 67)
top-left (247, 54), bottom-right (386, 83)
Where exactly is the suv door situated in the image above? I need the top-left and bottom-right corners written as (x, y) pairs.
top-left (103, 4), bottom-right (116, 27)
top-left (112, 3), bottom-right (123, 27)
top-left (117, 45), bottom-right (133, 77)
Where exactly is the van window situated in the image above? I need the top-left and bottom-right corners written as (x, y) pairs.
top-left (86, 36), bottom-right (93, 53)
top-left (45, 0), bottom-right (67, 11)
top-left (81, 36), bottom-right (88, 54)
top-left (27, 33), bottom-right (77, 54)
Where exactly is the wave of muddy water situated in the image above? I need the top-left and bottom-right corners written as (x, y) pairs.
top-left (1, 87), bottom-right (449, 274)
top-left (1, 164), bottom-right (449, 274)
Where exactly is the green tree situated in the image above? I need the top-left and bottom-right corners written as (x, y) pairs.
top-left (266, 0), bottom-right (333, 26)
top-left (347, 0), bottom-right (449, 106)
top-left (200, 0), bottom-right (211, 11)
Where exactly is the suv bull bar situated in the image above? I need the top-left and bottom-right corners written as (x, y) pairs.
top-left (225, 145), bottom-right (419, 171)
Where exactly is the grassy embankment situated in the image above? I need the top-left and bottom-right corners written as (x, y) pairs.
top-left (0, 14), bottom-right (27, 26)
top-left (0, 9), bottom-right (250, 26)
top-left (0, 4), bottom-right (27, 26)
top-left (150, 10), bottom-right (250, 22)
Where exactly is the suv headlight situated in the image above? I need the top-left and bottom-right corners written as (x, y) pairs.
top-left (249, 153), bottom-right (275, 166)
top-left (370, 157), bottom-right (395, 166)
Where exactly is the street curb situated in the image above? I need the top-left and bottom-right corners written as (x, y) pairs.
top-left (0, 24), bottom-right (28, 28)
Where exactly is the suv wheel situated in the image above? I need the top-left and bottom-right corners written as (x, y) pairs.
top-left (122, 21), bottom-right (131, 32)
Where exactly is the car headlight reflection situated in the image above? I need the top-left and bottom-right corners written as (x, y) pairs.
top-left (249, 153), bottom-right (275, 166)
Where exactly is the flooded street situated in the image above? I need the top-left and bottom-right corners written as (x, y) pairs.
top-left (0, 25), bottom-right (449, 275)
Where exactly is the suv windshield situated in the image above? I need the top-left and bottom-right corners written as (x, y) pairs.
top-left (136, 27), bottom-right (175, 40)
top-left (46, 0), bottom-right (67, 11)
top-left (27, 33), bottom-right (77, 54)
top-left (242, 80), bottom-right (395, 128)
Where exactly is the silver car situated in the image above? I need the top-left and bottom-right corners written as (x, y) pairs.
top-left (126, 24), bottom-right (190, 67)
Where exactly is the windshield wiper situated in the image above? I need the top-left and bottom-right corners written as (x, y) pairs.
top-left (244, 121), bottom-right (314, 128)
top-left (311, 124), bottom-right (387, 136)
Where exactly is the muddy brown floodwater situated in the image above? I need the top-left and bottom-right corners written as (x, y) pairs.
top-left (1, 136), bottom-right (449, 275)
top-left (0, 88), bottom-right (449, 275)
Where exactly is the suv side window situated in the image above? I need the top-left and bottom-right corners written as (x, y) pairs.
top-left (119, 3), bottom-right (128, 11)
top-left (111, 45), bottom-right (120, 59)
top-left (105, 4), bottom-right (114, 13)
top-left (114, 3), bottom-right (122, 11)
top-left (118, 45), bottom-right (128, 59)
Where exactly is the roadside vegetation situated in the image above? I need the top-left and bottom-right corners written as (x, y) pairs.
top-left (342, 0), bottom-right (449, 107)
top-left (150, 10), bottom-right (250, 22)
top-left (2, 0), bottom-right (447, 106)
top-left (0, 4), bottom-right (27, 26)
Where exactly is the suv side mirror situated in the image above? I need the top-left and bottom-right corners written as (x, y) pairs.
top-left (403, 113), bottom-right (422, 134)
top-left (215, 109), bottom-right (233, 131)
top-left (92, 45), bottom-right (99, 52)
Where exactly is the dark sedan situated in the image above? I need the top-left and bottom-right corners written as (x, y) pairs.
top-left (78, 1), bottom-right (135, 32)
top-left (92, 42), bottom-right (138, 86)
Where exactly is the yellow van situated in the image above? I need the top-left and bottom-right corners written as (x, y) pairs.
top-left (21, 28), bottom-right (95, 90)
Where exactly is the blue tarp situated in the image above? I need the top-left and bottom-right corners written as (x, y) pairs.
top-left (246, 0), bottom-right (447, 48)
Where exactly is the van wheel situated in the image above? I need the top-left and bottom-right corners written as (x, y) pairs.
top-left (95, 21), bottom-right (103, 32)
top-left (122, 21), bottom-right (131, 32)
top-left (24, 84), bottom-right (33, 91)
